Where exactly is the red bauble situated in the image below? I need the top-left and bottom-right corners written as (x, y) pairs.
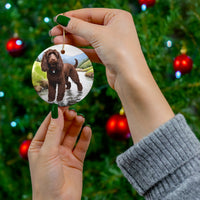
top-left (6, 37), bottom-right (25, 57)
top-left (139, 0), bottom-right (156, 7)
top-left (106, 114), bottom-right (131, 140)
top-left (173, 54), bottom-right (193, 75)
top-left (19, 140), bottom-right (31, 160)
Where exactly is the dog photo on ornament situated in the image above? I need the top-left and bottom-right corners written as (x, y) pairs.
top-left (32, 44), bottom-right (94, 106)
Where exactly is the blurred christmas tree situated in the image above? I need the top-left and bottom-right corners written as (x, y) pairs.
top-left (0, 0), bottom-right (200, 199)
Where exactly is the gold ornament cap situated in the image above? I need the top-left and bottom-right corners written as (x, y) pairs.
top-left (27, 132), bottom-right (33, 140)
top-left (119, 107), bottom-right (125, 115)
top-left (180, 46), bottom-right (187, 54)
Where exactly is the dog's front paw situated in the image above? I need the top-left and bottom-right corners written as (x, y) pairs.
top-left (57, 95), bottom-right (64, 102)
top-left (48, 98), bottom-right (55, 102)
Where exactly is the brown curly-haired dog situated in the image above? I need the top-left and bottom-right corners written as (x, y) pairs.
top-left (41, 49), bottom-right (83, 102)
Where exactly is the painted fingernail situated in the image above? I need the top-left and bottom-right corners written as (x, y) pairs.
top-left (51, 104), bottom-right (58, 119)
top-left (69, 107), bottom-right (76, 112)
top-left (85, 124), bottom-right (91, 128)
top-left (56, 15), bottom-right (70, 27)
top-left (78, 113), bottom-right (85, 118)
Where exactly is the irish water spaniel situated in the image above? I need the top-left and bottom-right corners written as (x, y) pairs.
top-left (41, 49), bottom-right (83, 102)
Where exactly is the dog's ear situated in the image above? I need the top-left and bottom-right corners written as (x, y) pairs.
top-left (56, 51), bottom-right (63, 70)
top-left (41, 51), bottom-right (48, 71)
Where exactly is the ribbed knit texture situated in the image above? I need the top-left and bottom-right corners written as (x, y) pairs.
top-left (116, 114), bottom-right (200, 200)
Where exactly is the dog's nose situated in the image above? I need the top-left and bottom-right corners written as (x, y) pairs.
top-left (50, 58), bottom-right (57, 63)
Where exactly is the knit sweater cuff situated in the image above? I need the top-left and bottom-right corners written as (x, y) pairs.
top-left (116, 114), bottom-right (200, 198)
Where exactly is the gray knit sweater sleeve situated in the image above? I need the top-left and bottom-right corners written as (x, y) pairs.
top-left (116, 114), bottom-right (200, 200)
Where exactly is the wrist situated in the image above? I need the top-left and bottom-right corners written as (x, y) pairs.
top-left (114, 56), bottom-right (174, 143)
top-left (32, 188), bottom-right (54, 200)
top-left (114, 51), bottom-right (151, 98)
top-left (33, 195), bottom-right (61, 200)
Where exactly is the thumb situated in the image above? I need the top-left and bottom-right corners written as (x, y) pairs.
top-left (56, 15), bottom-right (103, 46)
top-left (42, 106), bottom-right (64, 153)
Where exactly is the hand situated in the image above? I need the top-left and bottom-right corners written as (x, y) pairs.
top-left (50, 8), bottom-right (144, 90)
top-left (28, 107), bottom-right (92, 200)
top-left (50, 8), bottom-right (174, 144)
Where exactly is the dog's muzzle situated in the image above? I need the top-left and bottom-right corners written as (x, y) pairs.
top-left (49, 61), bottom-right (57, 74)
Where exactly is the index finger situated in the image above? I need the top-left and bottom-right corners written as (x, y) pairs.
top-left (60, 8), bottom-right (115, 25)
top-left (32, 112), bottom-right (51, 142)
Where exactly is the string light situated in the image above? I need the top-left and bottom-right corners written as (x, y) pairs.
top-left (141, 4), bottom-right (147, 11)
top-left (44, 17), bottom-right (50, 23)
top-left (16, 39), bottom-right (23, 46)
top-left (0, 91), bottom-right (4, 98)
top-left (166, 40), bottom-right (173, 48)
top-left (11, 121), bottom-right (17, 127)
top-left (5, 3), bottom-right (11, 9)
top-left (175, 71), bottom-right (181, 79)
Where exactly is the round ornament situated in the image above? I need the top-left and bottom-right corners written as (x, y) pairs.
top-left (106, 114), bottom-right (131, 140)
top-left (139, 0), bottom-right (156, 8)
top-left (19, 139), bottom-right (31, 160)
top-left (32, 44), bottom-right (94, 106)
top-left (6, 37), bottom-right (25, 57)
top-left (173, 54), bottom-right (193, 75)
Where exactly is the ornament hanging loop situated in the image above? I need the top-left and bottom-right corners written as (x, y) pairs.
top-left (61, 14), bottom-right (66, 54)
top-left (61, 29), bottom-right (65, 54)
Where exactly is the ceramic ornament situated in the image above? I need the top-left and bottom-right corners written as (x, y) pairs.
top-left (32, 44), bottom-right (94, 106)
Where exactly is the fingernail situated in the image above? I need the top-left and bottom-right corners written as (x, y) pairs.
top-left (85, 124), bottom-right (91, 128)
top-left (69, 107), bottom-right (76, 112)
top-left (51, 104), bottom-right (58, 119)
top-left (78, 113), bottom-right (85, 118)
top-left (56, 15), bottom-right (70, 27)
